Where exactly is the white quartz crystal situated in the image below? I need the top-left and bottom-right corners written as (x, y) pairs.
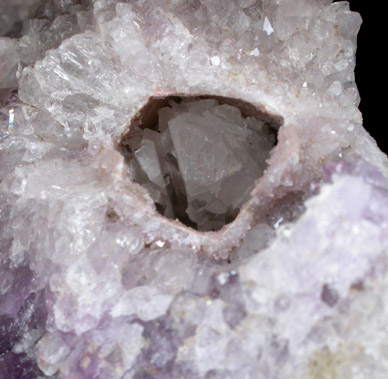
top-left (1, 1), bottom-right (388, 378)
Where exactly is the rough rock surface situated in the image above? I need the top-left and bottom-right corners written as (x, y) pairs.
top-left (1, 0), bottom-right (388, 378)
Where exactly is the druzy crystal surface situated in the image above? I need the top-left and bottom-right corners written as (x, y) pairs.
top-left (1, 0), bottom-right (388, 378)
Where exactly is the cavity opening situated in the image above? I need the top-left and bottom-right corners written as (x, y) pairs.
top-left (119, 95), bottom-right (281, 232)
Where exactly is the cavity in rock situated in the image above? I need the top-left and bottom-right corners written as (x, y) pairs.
top-left (122, 98), bottom-right (276, 231)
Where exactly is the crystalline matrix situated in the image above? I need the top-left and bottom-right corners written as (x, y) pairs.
top-left (1, 0), bottom-right (388, 378)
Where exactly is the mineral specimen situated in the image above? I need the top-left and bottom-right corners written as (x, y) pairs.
top-left (1, 0), bottom-right (388, 378)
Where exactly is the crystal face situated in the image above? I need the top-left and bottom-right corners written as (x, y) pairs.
top-left (1, 0), bottom-right (388, 378)
top-left (120, 97), bottom-right (277, 231)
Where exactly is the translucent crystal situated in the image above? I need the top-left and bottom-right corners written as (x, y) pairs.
top-left (126, 99), bottom-right (274, 231)
top-left (1, 1), bottom-right (388, 378)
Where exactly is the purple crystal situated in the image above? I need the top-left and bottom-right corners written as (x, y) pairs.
top-left (0, 352), bottom-right (41, 379)
top-left (321, 284), bottom-right (339, 308)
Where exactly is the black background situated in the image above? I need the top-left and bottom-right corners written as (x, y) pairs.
top-left (347, 0), bottom-right (386, 154)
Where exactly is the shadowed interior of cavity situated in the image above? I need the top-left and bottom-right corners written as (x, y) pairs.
top-left (119, 95), bottom-right (282, 232)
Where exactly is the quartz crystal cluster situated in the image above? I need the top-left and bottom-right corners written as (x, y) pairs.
top-left (123, 99), bottom-right (275, 231)
top-left (1, 0), bottom-right (388, 378)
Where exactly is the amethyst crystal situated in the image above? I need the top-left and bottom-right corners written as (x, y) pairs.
top-left (1, 0), bottom-right (388, 378)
